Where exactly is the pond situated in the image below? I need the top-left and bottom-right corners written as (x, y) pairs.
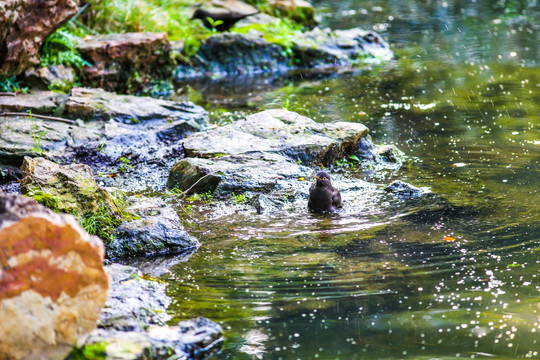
top-left (157, 1), bottom-right (539, 359)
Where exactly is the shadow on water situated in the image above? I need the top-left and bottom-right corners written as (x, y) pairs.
top-left (141, 0), bottom-right (540, 359)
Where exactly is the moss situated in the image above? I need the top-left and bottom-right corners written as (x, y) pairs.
top-left (68, 341), bottom-right (108, 360)
top-left (25, 188), bottom-right (61, 212)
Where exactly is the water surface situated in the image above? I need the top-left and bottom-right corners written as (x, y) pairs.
top-left (161, 1), bottom-right (539, 359)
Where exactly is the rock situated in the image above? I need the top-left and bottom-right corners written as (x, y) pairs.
top-left (0, 0), bottom-right (81, 76)
top-left (81, 264), bottom-right (223, 359)
top-left (175, 27), bottom-right (392, 80)
top-left (175, 33), bottom-right (289, 80)
top-left (293, 27), bottom-right (393, 69)
top-left (0, 193), bottom-right (108, 360)
top-left (251, 193), bottom-right (283, 214)
top-left (0, 90), bottom-right (68, 114)
top-left (168, 109), bottom-right (370, 195)
top-left (0, 89), bottom-right (209, 191)
top-left (65, 87), bottom-right (207, 126)
top-left (268, 0), bottom-right (317, 27)
top-left (20, 156), bottom-right (116, 220)
top-left (377, 144), bottom-right (399, 163)
top-left (76, 32), bottom-right (175, 93)
top-left (211, 0), bottom-right (259, 14)
top-left (21, 64), bottom-right (76, 91)
top-left (385, 180), bottom-right (423, 199)
top-left (108, 196), bottom-right (200, 260)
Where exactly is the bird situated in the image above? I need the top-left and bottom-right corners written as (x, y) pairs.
top-left (191, 8), bottom-right (260, 32)
top-left (308, 170), bottom-right (342, 213)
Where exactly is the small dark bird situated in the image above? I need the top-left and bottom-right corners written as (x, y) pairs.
top-left (191, 8), bottom-right (259, 32)
top-left (308, 170), bottom-right (342, 213)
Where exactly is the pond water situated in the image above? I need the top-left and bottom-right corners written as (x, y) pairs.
top-left (160, 1), bottom-right (540, 359)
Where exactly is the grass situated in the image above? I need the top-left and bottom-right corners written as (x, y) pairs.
top-left (232, 192), bottom-right (248, 204)
top-left (40, 27), bottom-right (91, 69)
top-left (264, 94), bottom-right (309, 115)
top-left (29, 111), bottom-right (46, 154)
top-left (334, 155), bottom-right (361, 169)
top-left (0, 76), bottom-right (29, 94)
top-left (76, 0), bottom-right (304, 57)
top-left (80, 190), bottom-right (139, 244)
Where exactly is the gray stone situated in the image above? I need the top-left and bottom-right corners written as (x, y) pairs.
top-left (175, 26), bottom-right (392, 80)
top-left (109, 196), bottom-right (200, 259)
top-left (386, 180), bottom-right (424, 199)
top-left (168, 109), bottom-right (370, 196)
top-left (82, 264), bottom-right (223, 360)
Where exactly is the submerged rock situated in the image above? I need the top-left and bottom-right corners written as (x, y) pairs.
top-left (385, 180), bottom-right (424, 199)
top-left (0, 193), bottom-right (108, 360)
top-left (81, 264), bottom-right (223, 359)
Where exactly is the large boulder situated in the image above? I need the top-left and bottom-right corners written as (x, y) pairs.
top-left (0, 0), bottom-right (80, 76)
top-left (168, 109), bottom-right (370, 195)
top-left (81, 264), bottom-right (223, 359)
top-left (76, 32), bottom-right (175, 93)
top-left (0, 193), bottom-right (108, 360)
top-left (267, 0), bottom-right (317, 27)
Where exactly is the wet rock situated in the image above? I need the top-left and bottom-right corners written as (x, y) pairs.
top-left (175, 27), bottom-right (392, 80)
top-left (76, 32), bottom-right (175, 93)
top-left (385, 180), bottom-right (423, 199)
top-left (0, 193), bottom-right (108, 360)
top-left (168, 109), bottom-right (370, 195)
top-left (268, 0), bottom-right (317, 27)
top-left (20, 156), bottom-right (116, 219)
top-left (293, 27), bottom-right (393, 69)
top-left (176, 33), bottom-right (289, 80)
top-left (252, 193), bottom-right (283, 214)
top-left (82, 264), bottom-right (223, 359)
top-left (22, 64), bottom-right (76, 91)
top-left (377, 144), bottom-right (399, 163)
top-left (108, 196), bottom-right (199, 260)
top-left (0, 0), bottom-right (80, 76)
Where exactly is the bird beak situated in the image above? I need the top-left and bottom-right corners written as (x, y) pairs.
top-left (314, 176), bottom-right (321, 180)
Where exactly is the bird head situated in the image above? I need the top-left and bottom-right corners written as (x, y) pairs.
top-left (314, 170), bottom-right (332, 186)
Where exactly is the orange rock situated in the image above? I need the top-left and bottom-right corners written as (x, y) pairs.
top-left (0, 194), bottom-right (108, 360)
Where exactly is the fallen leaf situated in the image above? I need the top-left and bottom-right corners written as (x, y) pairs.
top-left (298, 177), bottom-right (305, 181)
top-left (443, 236), bottom-right (455, 242)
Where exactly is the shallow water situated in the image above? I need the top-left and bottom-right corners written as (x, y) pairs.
top-left (160, 1), bottom-right (539, 359)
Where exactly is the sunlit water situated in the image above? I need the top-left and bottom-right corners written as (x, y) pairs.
top-left (151, 1), bottom-right (539, 359)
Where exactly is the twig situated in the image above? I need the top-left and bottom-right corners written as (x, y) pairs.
top-left (0, 112), bottom-right (76, 124)
top-left (182, 172), bottom-right (217, 195)
top-left (0, 92), bottom-right (16, 96)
